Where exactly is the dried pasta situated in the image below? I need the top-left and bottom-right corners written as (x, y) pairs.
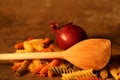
top-left (11, 37), bottom-right (118, 79)
top-left (109, 64), bottom-right (120, 80)
top-left (28, 39), bottom-right (44, 51)
top-left (23, 41), bottom-right (34, 52)
top-left (100, 68), bottom-right (108, 79)
top-left (42, 37), bottom-right (51, 44)
top-left (15, 60), bottom-right (30, 76)
top-left (40, 59), bottom-right (62, 77)
top-left (14, 42), bottom-right (24, 49)
top-left (28, 59), bottom-right (42, 73)
top-left (14, 36), bottom-right (33, 49)
top-left (12, 62), bottom-right (23, 72)
top-left (48, 66), bottom-right (80, 75)
top-left (77, 77), bottom-right (103, 80)
top-left (61, 69), bottom-right (97, 80)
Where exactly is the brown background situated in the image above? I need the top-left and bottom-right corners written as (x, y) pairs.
top-left (0, 0), bottom-right (120, 80)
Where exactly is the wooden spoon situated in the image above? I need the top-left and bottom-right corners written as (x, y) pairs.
top-left (0, 39), bottom-right (111, 70)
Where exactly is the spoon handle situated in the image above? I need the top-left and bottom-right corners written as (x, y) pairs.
top-left (0, 52), bottom-right (63, 60)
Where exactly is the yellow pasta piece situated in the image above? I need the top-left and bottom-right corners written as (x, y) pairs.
top-left (23, 41), bottom-right (34, 52)
top-left (28, 61), bottom-right (35, 72)
top-left (109, 66), bottom-right (120, 80)
top-left (28, 39), bottom-right (44, 51)
top-left (62, 69), bottom-right (97, 80)
top-left (100, 68), bottom-right (108, 79)
top-left (33, 59), bottom-right (41, 66)
top-left (34, 44), bottom-right (44, 51)
top-left (28, 59), bottom-right (41, 72)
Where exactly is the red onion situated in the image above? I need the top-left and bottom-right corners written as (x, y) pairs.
top-left (50, 22), bottom-right (87, 50)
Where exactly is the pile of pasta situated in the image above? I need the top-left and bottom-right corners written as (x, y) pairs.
top-left (12, 37), bottom-right (120, 80)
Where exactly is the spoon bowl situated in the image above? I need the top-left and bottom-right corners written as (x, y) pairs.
top-left (64, 39), bottom-right (111, 70)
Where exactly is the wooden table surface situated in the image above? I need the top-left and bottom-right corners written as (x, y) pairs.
top-left (0, 0), bottom-right (120, 80)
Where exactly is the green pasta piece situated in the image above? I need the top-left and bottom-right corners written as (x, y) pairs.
top-left (59, 66), bottom-right (63, 74)
top-left (62, 67), bottom-right (67, 74)
top-left (15, 60), bottom-right (30, 76)
top-left (52, 66), bottom-right (58, 74)
top-left (69, 69), bottom-right (73, 73)
top-left (55, 66), bottom-right (61, 74)
top-left (48, 66), bottom-right (80, 76)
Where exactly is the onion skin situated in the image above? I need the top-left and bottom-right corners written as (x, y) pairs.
top-left (50, 22), bottom-right (87, 50)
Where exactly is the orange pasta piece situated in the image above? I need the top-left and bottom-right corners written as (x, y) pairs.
top-left (33, 64), bottom-right (45, 74)
top-left (47, 59), bottom-right (63, 77)
top-left (48, 59), bottom-right (63, 77)
top-left (40, 64), bottom-right (49, 77)
top-left (42, 48), bottom-right (52, 52)
top-left (49, 44), bottom-right (55, 50)
top-left (48, 70), bottom-right (54, 77)
top-left (49, 59), bottom-right (62, 67)
top-left (14, 42), bottom-right (24, 49)
top-left (40, 59), bottom-right (62, 77)
top-left (26, 36), bottom-right (33, 41)
top-left (42, 37), bottom-right (51, 44)
top-left (12, 62), bottom-right (23, 72)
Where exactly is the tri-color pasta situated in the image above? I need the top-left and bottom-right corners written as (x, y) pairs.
top-left (12, 37), bottom-right (65, 77)
top-left (11, 37), bottom-right (119, 79)
top-left (48, 66), bottom-right (80, 75)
